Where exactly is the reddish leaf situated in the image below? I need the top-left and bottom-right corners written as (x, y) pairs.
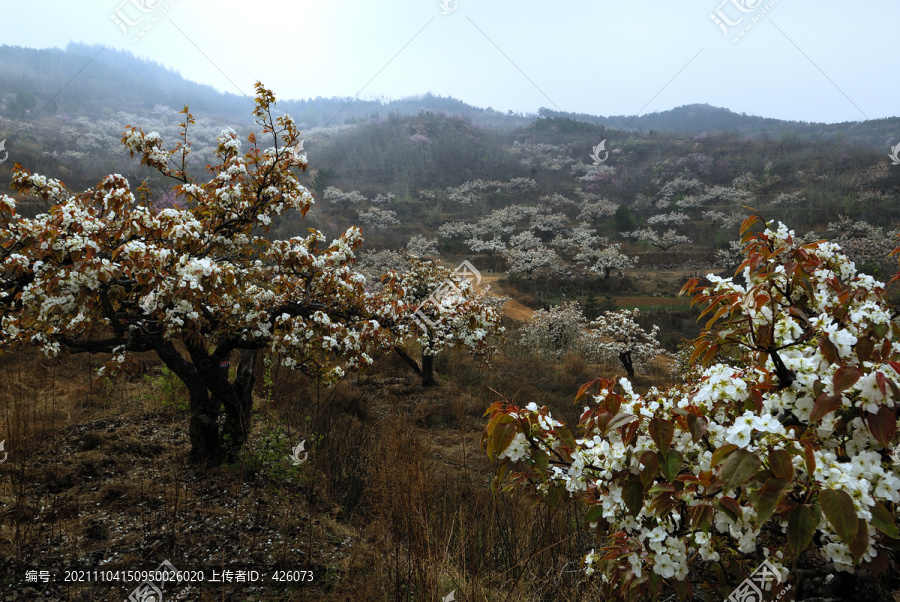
top-left (876, 372), bottom-right (887, 398)
top-left (856, 336), bottom-right (874, 363)
top-left (769, 449), bottom-right (794, 480)
top-left (819, 335), bottom-right (839, 364)
top-left (687, 414), bottom-right (708, 443)
top-left (640, 452), bottom-right (659, 488)
top-left (810, 392), bottom-right (843, 423)
top-left (673, 577), bottom-right (692, 601)
top-left (607, 412), bottom-right (638, 433)
top-left (820, 489), bottom-right (859, 546)
top-left (849, 518), bottom-right (869, 562)
top-left (715, 496), bottom-right (742, 523)
top-left (690, 504), bottom-right (714, 532)
top-left (833, 366), bottom-right (861, 392)
top-left (802, 442), bottom-right (816, 476)
top-left (649, 418), bottom-right (675, 453)
top-left (651, 492), bottom-right (676, 518)
top-left (866, 406), bottom-right (896, 446)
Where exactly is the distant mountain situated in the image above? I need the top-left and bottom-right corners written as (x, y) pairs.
top-left (0, 44), bottom-right (896, 148)
top-left (537, 104), bottom-right (900, 149)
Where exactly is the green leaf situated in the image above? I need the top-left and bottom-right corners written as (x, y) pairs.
top-left (711, 444), bottom-right (738, 468)
top-left (490, 423), bottom-right (516, 460)
top-left (769, 449), bottom-right (794, 480)
top-left (622, 478), bottom-right (644, 517)
top-left (584, 504), bottom-right (605, 526)
top-left (787, 504), bottom-right (817, 553)
top-left (649, 418), bottom-right (675, 453)
top-left (547, 484), bottom-right (565, 512)
top-left (870, 501), bottom-right (900, 539)
top-left (754, 478), bottom-right (790, 525)
top-left (658, 449), bottom-right (684, 482)
top-left (721, 448), bottom-right (761, 492)
top-left (532, 448), bottom-right (549, 473)
top-left (820, 489), bottom-right (859, 546)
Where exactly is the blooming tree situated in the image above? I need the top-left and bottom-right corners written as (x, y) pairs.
top-left (371, 192), bottom-right (396, 205)
top-left (483, 216), bottom-right (900, 599)
top-left (625, 228), bottom-right (692, 252)
top-left (466, 236), bottom-right (507, 257)
top-left (406, 234), bottom-right (439, 258)
top-left (357, 207), bottom-right (399, 230)
top-left (0, 84), bottom-right (398, 467)
top-left (581, 308), bottom-right (664, 378)
top-left (518, 301), bottom-right (587, 358)
top-left (503, 239), bottom-right (559, 280)
top-left (575, 244), bottom-right (638, 279)
top-left (323, 186), bottom-right (366, 209)
top-left (383, 258), bottom-right (503, 385)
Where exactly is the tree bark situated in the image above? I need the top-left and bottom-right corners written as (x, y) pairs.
top-left (393, 345), bottom-right (423, 376)
top-left (220, 349), bottom-right (258, 463)
top-left (155, 341), bottom-right (223, 467)
top-left (421, 354), bottom-right (435, 386)
top-left (619, 350), bottom-right (635, 379)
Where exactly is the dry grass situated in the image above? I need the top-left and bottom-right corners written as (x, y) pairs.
top-left (0, 322), bottom-right (681, 601)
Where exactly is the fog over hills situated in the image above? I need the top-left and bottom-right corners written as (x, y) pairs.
top-left (2, 44), bottom-right (897, 148)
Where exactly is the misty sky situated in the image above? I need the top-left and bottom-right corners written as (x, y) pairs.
top-left (2, 1), bottom-right (897, 123)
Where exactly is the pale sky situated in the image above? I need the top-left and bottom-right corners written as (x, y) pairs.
top-left (1, 1), bottom-right (897, 123)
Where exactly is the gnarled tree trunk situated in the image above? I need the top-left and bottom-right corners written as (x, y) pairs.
top-left (618, 350), bottom-right (635, 379)
top-left (155, 341), bottom-right (258, 467)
